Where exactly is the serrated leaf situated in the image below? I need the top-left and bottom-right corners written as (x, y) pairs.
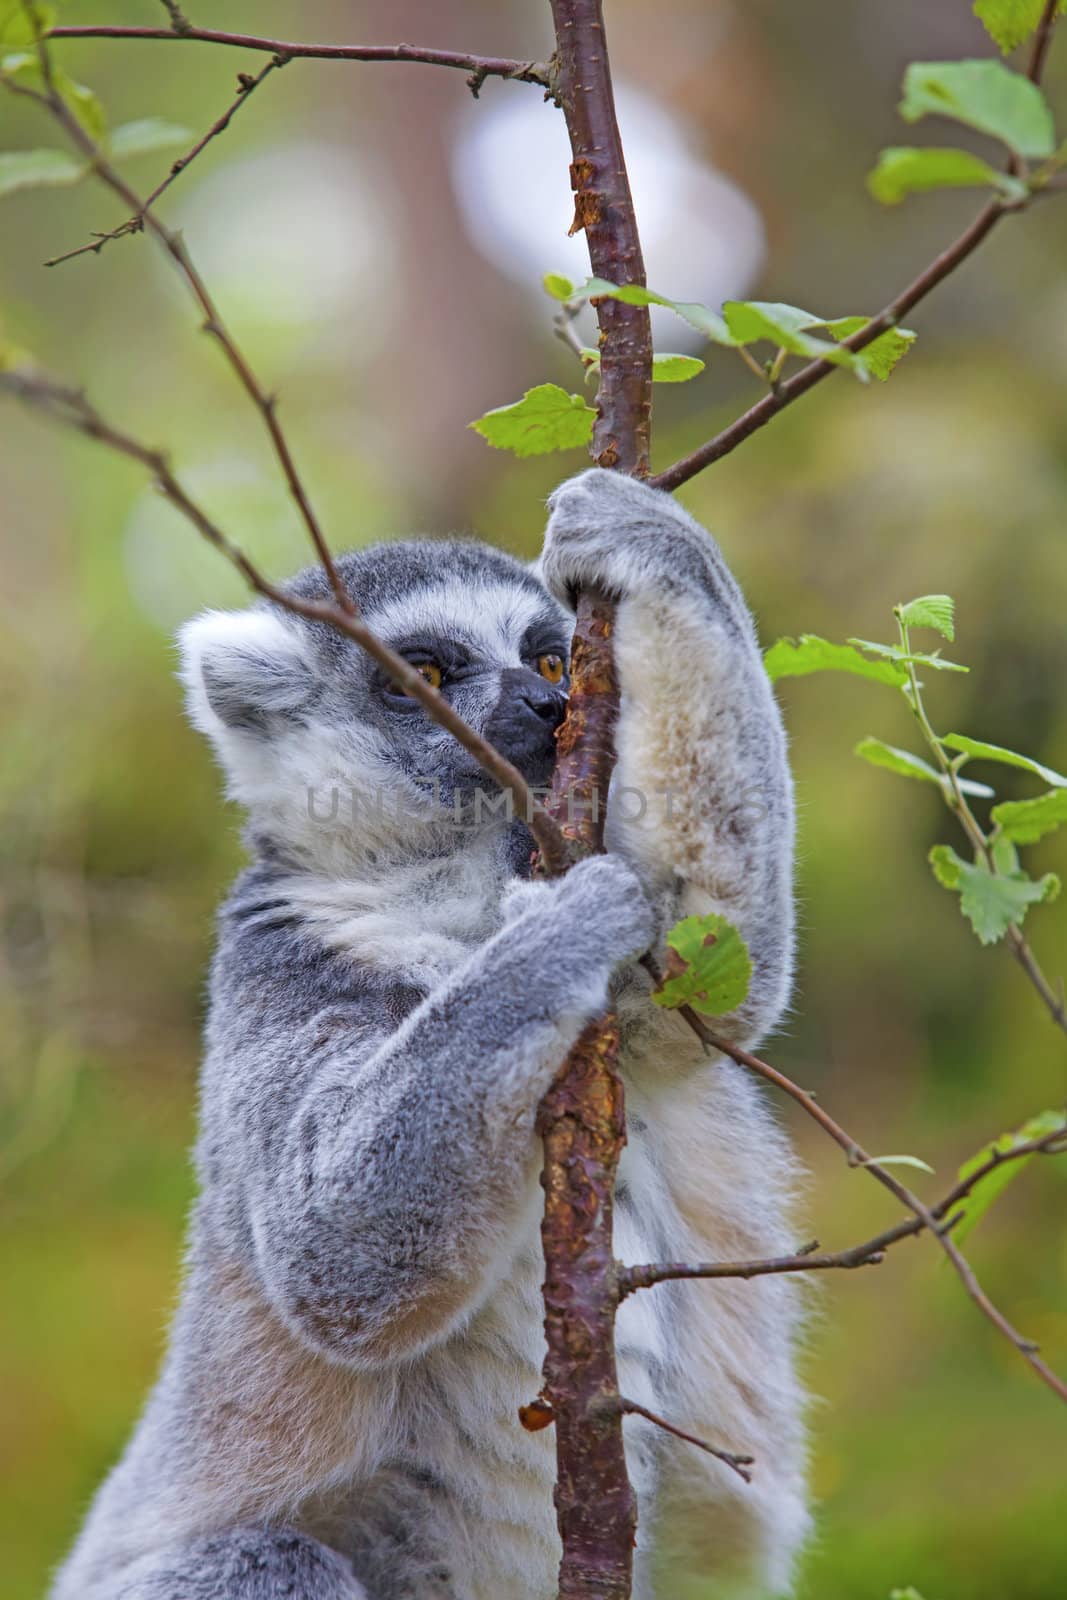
top-left (764, 635), bottom-right (908, 688)
top-left (543, 271), bottom-right (576, 302)
top-left (899, 59), bottom-right (1055, 159)
top-left (722, 300), bottom-right (866, 375)
top-left (652, 913), bottom-right (752, 1017)
top-left (824, 316), bottom-right (918, 381)
top-left (867, 145), bottom-right (1028, 205)
top-left (942, 734), bottom-right (1067, 787)
top-left (0, 145), bottom-right (83, 196)
top-left (992, 788), bottom-right (1067, 844)
top-left (953, 1109), bottom-right (1067, 1244)
top-left (898, 594), bottom-right (955, 641)
top-left (581, 277), bottom-right (738, 346)
top-left (849, 637), bottom-right (968, 672)
top-left (854, 737), bottom-right (994, 797)
top-left (860, 1153), bottom-right (937, 1174)
top-left (469, 384), bottom-right (595, 458)
top-left (651, 352), bottom-right (705, 383)
top-left (0, 1), bottom-right (54, 45)
top-left (927, 845), bottom-right (1060, 943)
top-left (109, 118), bottom-right (190, 160)
top-left (974, 0), bottom-right (1067, 54)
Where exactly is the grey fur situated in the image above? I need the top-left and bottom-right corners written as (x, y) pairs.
top-left (53, 471), bottom-right (808, 1600)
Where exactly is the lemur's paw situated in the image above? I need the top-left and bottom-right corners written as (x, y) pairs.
top-left (557, 853), bottom-right (657, 964)
top-left (540, 468), bottom-right (718, 610)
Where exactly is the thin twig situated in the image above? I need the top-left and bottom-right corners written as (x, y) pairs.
top-left (671, 1000), bottom-right (1067, 1405)
top-left (651, 6), bottom-right (1062, 491)
top-left (157, 0), bottom-right (192, 37)
top-left (3, 42), bottom-right (351, 615)
top-left (619, 1398), bottom-right (754, 1483)
top-left (45, 56), bottom-right (284, 268)
top-left (619, 1128), bottom-right (1067, 1296)
top-left (1028, 0), bottom-right (1061, 82)
top-left (0, 367), bottom-right (570, 873)
top-left (46, 23), bottom-right (551, 93)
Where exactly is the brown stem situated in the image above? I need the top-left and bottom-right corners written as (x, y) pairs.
top-left (618, 1398), bottom-right (754, 1483)
top-left (47, 23), bottom-right (551, 91)
top-left (534, 4), bottom-right (654, 1596)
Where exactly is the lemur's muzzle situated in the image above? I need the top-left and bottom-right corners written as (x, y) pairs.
top-left (483, 667), bottom-right (567, 782)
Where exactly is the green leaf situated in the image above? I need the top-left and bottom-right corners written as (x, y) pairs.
top-left (849, 637), bottom-right (967, 672)
top-left (927, 845), bottom-right (1060, 943)
top-left (581, 277), bottom-right (738, 346)
top-left (991, 788), bottom-right (1067, 844)
top-left (469, 384), bottom-right (595, 458)
top-left (953, 1109), bottom-right (1067, 1244)
top-left (722, 300), bottom-right (865, 375)
top-left (867, 145), bottom-right (1028, 205)
top-left (860, 1153), bottom-right (937, 1174)
top-left (0, 145), bottom-right (82, 196)
top-left (2, 50), bottom-right (107, 142)
top-left (543, 271), bottom-right (576, 302)
top-left (890, 1589), bottom-right (927, 1600)
top-left (942, 734), bottom-right (1067, 787)
top-left (652, 913), bottom-right (752, 1017)
top-left (974, 0), bottom-right (1067, 55)
top-left (899, 59), bottom-right (1055, 159)
top-left (109, 118), bottom-right (191, 160)
top-left (764, 635), bottom-right (908, 688)
top-left (854, 737), bottom-right (994, 797)
top-left (651, 352), bottom-right (705, 383)
top-left (0, 2), bottom-right (54, 45)
top-left (898, 594), bottom-right (955, 641)
top-left (824, 316), bottom-right (918, 381)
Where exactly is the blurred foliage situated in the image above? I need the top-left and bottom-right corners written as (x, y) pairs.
top-left (1, 2), bottom-right (1066, 1598)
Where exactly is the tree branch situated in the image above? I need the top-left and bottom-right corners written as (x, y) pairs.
top-left (44, 55), bottom-right (285, 268)
top-left (651, 8), bottom-right (1062, 492)
top-left (618, 1127), bottom-right (1067, 1295)
top-left (618, 1398), bottom-right (754, 1484)
top-left (533, 4), bottom-right (655, 1597)
top-left (3, 39), bottom-right (354, 614)
top-left (671, 1001), bottom-right (1067, 1405)
top-left (46, 23), bottom-right (551, 93)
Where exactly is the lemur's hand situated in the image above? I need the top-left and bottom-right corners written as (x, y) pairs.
top-left (502, 853), bottom-right (656, 967)
top-left (541, 468), bottom-right (740, 615)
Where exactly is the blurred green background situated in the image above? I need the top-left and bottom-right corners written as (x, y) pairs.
top-left (2, 3), bottom-right (1066, 1597)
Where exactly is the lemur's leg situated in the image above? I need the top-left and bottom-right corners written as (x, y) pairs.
top-left (239, 855), bottom-right (655, 1367)
top-left (540, 469), bottom-right (795, 1044)
top-left (107, 1527), bottom-right (367, 1599)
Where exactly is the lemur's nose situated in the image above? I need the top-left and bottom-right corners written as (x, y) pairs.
top-left (507, 668), bottom-right (566, 728)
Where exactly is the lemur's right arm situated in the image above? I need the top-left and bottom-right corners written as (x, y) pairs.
top-left (206, 855), bottom-right (652, 1370)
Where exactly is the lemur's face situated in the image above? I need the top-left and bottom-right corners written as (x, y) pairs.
top-left (179, 540), bottom-right (572, 857)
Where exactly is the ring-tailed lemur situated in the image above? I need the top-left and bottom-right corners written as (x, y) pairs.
top-left (53, 470), bottom-right (808, 1600)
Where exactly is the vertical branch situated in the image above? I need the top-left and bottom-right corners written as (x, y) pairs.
top-left (536, 4), bottom-right (654, 1597)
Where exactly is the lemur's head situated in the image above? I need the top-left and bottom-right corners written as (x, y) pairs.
top-left (179, 541), bottom-right (571, 866)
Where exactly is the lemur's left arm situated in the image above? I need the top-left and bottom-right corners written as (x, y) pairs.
top-left (540, 470), bottom-right (795, 1044)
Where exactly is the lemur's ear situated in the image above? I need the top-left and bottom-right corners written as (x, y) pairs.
top-left (178, 608), bottom-right (316, 742)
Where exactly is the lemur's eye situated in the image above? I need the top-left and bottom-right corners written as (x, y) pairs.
top-left (389, 661), bottom-right (443, 697)
top-left (538, 654), bottom-right (565, 685)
